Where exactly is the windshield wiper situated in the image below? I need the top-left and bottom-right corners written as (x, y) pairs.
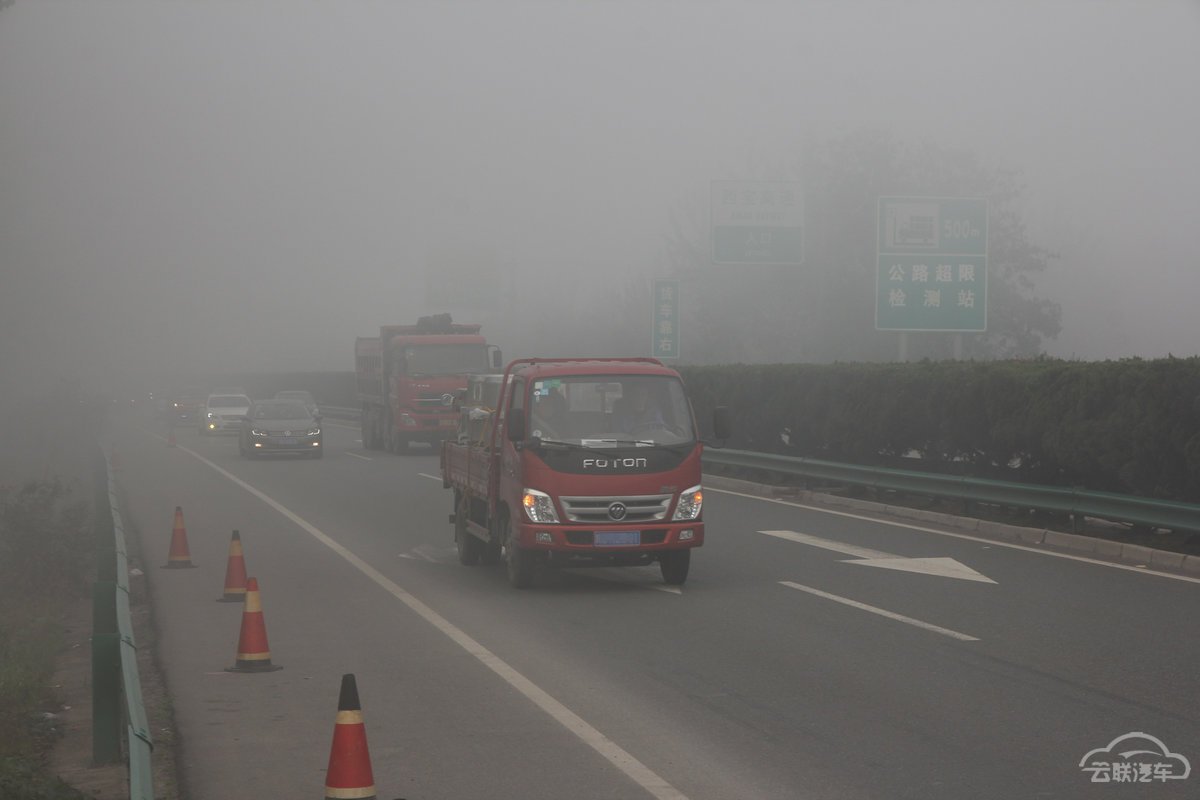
top-left (582, 438), bottom-right (694, 452)
top-left (532, 437), bottom-right (591, 451)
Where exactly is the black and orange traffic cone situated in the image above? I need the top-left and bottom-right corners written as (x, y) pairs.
top-left (163, 506), bottom-right (195, 568)
top-left (216, 530), bottom-right (248, 602)
top-left (225, 577), bottom-right (282, 673)
top-left (324, 674), bottom-right (376, 800)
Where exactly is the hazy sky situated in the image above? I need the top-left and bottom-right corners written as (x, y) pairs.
top-left (2, 1), bottom-right (1198, 395)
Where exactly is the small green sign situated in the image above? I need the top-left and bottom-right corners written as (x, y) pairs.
top-left (652, 280), bottom-right (679, 359)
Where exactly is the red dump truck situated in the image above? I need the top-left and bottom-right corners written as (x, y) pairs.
top-left (441, 357), bottom-right (730, 588)
top-left (356, 314), bottom-right (501, 452)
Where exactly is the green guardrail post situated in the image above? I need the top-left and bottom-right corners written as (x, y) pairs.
top-left (91, 581), bottom-right (122, 765)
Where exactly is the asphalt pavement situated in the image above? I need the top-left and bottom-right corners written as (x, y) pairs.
top-left (108, 412), bottom-right (1199, 799)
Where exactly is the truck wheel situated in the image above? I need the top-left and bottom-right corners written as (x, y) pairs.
top-left (659, 550), bottom-right (691, 585)
top-left (480, 538), bottom-right (502, 566)
top-left (455, 492), bottom-right (480, 566)
top-left (499, 515), bottom-right (536, 588)
top-left (391, 432), bottom-right (409, 455)
top-left (360, 415), bottom-right (371, 448)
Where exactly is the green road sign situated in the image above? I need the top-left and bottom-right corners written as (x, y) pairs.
top-left (876, 197), bottom-right (988, 332)
top-left (652, 279), bottom-right (679, 359)
top-left (711, 180), bottom-right (804, 265)
top-left (876, 255), bottom-right (987, 332)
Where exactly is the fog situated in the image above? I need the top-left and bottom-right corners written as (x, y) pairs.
top-left (1, 1), bottom-right (1198, 399)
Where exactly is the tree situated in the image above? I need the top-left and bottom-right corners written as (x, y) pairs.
top-left (665, 129), bottom-right (1061, 363)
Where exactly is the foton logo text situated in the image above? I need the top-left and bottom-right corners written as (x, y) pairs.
top-left (583, 458), bottom-right (648, 469)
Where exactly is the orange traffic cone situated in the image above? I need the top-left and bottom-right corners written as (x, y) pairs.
top-left (167, 428), bottom-right (177, 448)
top-left (163, 506), bottom-right (195, 568)
top-left (324, 674), bottom-right (376, 800)
top-left (216, 530), bottom-right (248, 602)
top-left (109, 445), bottom-right (122, 472)
top-left (226, 577), bottom-right (282, 673)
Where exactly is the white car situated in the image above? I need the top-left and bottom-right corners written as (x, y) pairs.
top-left (200, 393), bottom-right (252, 435)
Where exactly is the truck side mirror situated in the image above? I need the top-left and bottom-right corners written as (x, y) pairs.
top-left (491, 346), bottom-right (503, 369)
top-left (506, 407), bottom-right (526, 441)
top-left (712, 406), bottom-right (732, 441)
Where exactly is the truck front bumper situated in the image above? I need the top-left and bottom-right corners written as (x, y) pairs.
top-left (512, 521), bottom-right (703, 556)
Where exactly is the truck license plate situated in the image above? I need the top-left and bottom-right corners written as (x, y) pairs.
top-left (595, 531), bottom-right (640, 547)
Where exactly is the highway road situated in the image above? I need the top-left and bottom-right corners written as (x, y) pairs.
top-left (109, 415), bottom-right (1199, 799)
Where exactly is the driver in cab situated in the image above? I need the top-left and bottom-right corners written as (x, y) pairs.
top-left (612, 382), bottom-right (665, 435)
top-left (530, 390), bottom-right (569, 440)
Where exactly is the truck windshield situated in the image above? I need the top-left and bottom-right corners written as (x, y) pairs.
top-left (528, 375), bottom-right (696, 447)
top-left (402, 344), bottom-right (491, 375)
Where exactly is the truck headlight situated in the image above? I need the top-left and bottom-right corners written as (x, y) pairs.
top-left (522, 489), bottom-right (559, 523)
top-left (672, 485), bottom-right (703, 520)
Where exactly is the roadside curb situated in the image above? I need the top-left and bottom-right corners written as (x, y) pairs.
top-left (703, 472), bottom-right (1197, 575)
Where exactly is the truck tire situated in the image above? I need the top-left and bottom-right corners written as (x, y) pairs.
top-left (390, 432), bottom-right (409, 455)
top-left (498, 514), bottom-right (536, 589)
top-left (659, 550), bottom-right (690, 585)
top-left (360, 414), bottom-right (372, 449)
top-left (454, 492), bottom-right (481, 566)
top-left (480, 538), bottom-right (502, 566)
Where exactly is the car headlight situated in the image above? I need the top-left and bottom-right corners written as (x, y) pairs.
top-left (207, 411), bottom-right (216, 419)
top-left (672, 485), bottom-right (703, 520)
top-left (306, 428), bottom-right (320, 436)
top-left (522, 489), bottom-right (559, 523)
top-left (250, 428), bottom-right (268, 437)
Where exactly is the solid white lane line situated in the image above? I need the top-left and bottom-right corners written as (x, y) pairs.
top-left (712, 487), bottom-right (1200, 585)
top-left (417, 473), bottom-right (442, 482)
top-left (346, 452), bottom-right (373, 461)
top-left (158, 436), bottom-right (691, 800)
top-left (779, 582), bottom-right (980, 642)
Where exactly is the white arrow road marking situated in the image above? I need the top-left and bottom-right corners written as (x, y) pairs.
top-left (850, 556), bottom-right (996, 583)
top-left (780, 582), bottom-right (980, 642)
top-left (759, 530), bottom-right (996, 583)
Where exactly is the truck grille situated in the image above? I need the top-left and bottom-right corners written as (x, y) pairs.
top-left (558, 494), bottom-right (671, 523)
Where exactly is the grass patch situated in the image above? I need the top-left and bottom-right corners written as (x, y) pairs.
top-left (0, 477), bottom-right (94, 798)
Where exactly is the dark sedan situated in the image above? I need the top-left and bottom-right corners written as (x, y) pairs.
top-left (238, 400), bottom-right (323, 459)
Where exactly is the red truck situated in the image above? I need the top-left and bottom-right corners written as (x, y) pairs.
top-left (441, 357), bottom-right (730, 588)
top-left (356, 314), bottom-right (501, 453)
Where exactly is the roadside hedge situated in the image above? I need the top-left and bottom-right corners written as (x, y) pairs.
top-left (680, 358), bottom-right (1200, 504)
top-left (239, 358), bottom-right (1200, 503)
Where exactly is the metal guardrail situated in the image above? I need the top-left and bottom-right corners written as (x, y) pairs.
top-left (703, 448), bottom-right (1200, 534)
top-left (93, 449), bottom-right (153, 799)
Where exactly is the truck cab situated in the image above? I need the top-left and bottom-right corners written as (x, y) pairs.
top-left (442, 358), bottom-right (730, 588)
